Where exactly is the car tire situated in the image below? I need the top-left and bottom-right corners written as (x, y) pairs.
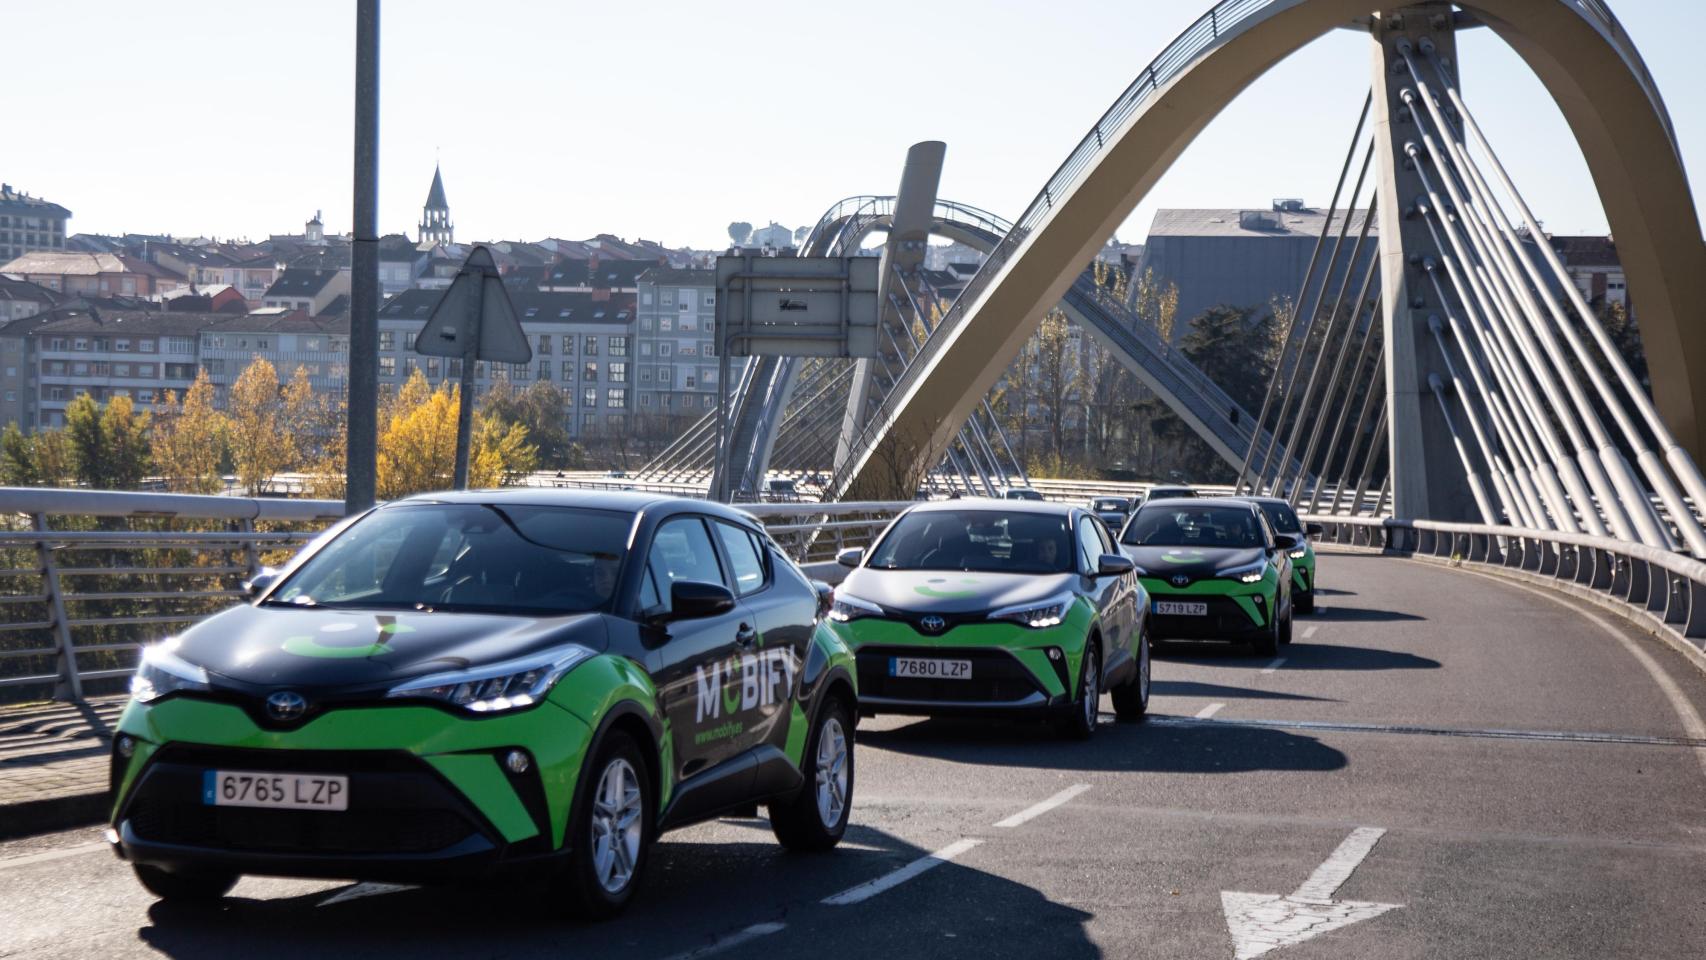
top-left (563, 729), bottom-right (653, 920)
top-left (133, 863), bottom-right (238, 903)
top-left (770, 694), bottom-right (854, 852)
top-left (1110, 626), bottom-right (1150, 723)
top-left (1297, 588), bottom-right (1315, 615)
top-left (1251, 606), bottom-right (1280, 657)
top-left (1059, 641), bottom-right (1100, 741)
top-left (1279, 606), bottom-right (1294, 646)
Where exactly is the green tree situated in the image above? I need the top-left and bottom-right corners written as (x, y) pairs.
top-left (100, 395), bottom-right (152, 489)
top-left (229, 358), bottom-right (288, 495)
top-left (0, 423), bottom-right (38, 485)
top-left (30, 429), bottom-right (76, 487)
top-left (481, 380), bottom-right (572, 466)
top-left (64, 394), bottom-right (107, 488)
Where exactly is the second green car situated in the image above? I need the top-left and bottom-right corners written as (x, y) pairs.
top-left (827, 501), bottom-right (1150, 739)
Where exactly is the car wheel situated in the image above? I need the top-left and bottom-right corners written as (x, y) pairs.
top-left (1279, 606), bottom-right (1294, 646)
top-left (1059, 640), bottom-right (1100, 740)
top-left (1110, 626), bottom-right (1150, 723)
top-left (564, 730), bottom-right (652, 919)
top-left (770, 694), bottom-right (853, 851)
top-left (1297, 588), bottom-right (1315, 614)
top-left (1251, 604), bottom-right (1280, 657)
top-left (133, 863), bottom-right (238, 903)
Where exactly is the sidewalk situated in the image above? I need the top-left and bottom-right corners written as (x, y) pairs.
top-left (0, 695), bottom-right (125, 839)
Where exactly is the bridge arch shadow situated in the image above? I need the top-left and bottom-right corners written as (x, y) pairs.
top-left (858, 715), bottom-right (1346, 775)
top-left (135, 822), bottom-right (1099, 959)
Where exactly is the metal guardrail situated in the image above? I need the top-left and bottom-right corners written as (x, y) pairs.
top-left (1303, 513), bottom-right (1706, 654)
top-left (0, 488), bottom-right (909, 703)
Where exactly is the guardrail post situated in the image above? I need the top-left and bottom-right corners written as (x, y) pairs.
top-left (240, 518), bottom-right (260, 580)
top-left (1662, 571), bottom-right (1687, 626)
top-left (1624, 556), bottom-right (1648, 605)
top-left (1555, 545), bottom-right (1575, 581)
top-left (34, 513), bottom-right (82, 703)
top-left (1644, 562), bottom-right (1668, 616)
top-left (1588, 547), bottom-right (1611, 590)
top-left (1609, 552), bottom-right (1630, 596)
top-left (1682, 578), bottom-right (1706, 644)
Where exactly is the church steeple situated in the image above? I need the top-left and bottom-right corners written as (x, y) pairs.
top-left (419, 164), bottom-right (453, 245)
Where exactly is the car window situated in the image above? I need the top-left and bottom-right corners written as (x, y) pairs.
top-left (1256, 500), bottom-right (1303, 534)
top-left (1121, 505), bottom-right (1264, 548)
top-left (1093, 517), bottom-right (1116, 555)
top-left (714, 521), bottom-right (767, 596)
top-left (1075, 518), bottom-right (1103, 572)
top-left (273, 503), bottom-right (629, 614)
top-left (644, 517), bottom-right (726, 613)
top-left (868, 510), bottom-right (1074, 574)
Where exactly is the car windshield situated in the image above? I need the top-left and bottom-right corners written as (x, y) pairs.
top-left (1148, 487), bottom-right (1196, 499)
top-left (867, 510), bottom-right (1075, 574)
top-left (268, 502), bottom-right (633, 615)
top-left (1091, 498), bottom-right (1126, 512)
top-left (1121, 505), bottom-right (1264, 549)
top-left (1254, 501), bottom-right (1302, 534)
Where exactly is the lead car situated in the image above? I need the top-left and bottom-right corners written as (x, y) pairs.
top-left (107, 491), bottom-right (858, 918)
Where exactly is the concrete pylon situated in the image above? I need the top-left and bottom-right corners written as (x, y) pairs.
top-left (835, 141), bottom-right (946, 472)
top-left (1370, 5), bottom-right (1479, 521)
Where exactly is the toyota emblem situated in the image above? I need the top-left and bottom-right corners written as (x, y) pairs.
top-left (1170, 574), bottom-right (1190, 588)
top-left (920, 615), bottom-right (946, 633)
top-left (265, 690), bottom-right (308, 722)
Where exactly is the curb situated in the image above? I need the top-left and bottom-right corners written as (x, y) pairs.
top-left (0, 790), bottom-right (107, 841)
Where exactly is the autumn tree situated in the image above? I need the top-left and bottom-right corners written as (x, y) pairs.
top-left (376, 370), bottom-right (537, 499)
top-left (152, 372), bottom-right (228, 493)
top-left (228, 358), bottom-right (290, 495)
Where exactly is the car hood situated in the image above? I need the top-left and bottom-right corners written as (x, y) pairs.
top-left (838, 569), bottom-right (1078, 615)
top-left (172, 603), bottom-right (609, 693)
top-left (1120, 544), bottom-right (1266, 583)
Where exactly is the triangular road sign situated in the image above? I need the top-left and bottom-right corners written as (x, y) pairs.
top-left (415, 246), bottom-right (532, 364)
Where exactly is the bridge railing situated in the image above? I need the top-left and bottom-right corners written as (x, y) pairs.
top-left (0, 488), bottom-right (909, 703)
top-left (1303, 513), bottom-right (1706, 658)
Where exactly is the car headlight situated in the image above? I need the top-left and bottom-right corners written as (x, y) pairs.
top-left (828, 593), bottom-right (883, 623)
top-left (130, 640), bottom-right (210, 703)
top-left (386, 645), bottom-right (594, 713)
top-left (988, 593), bottom-right (1074, 629)
top-left (1288, 547), bottom-right (1307, 560)
top-left (1217, 561), bottom-right (1268, 584)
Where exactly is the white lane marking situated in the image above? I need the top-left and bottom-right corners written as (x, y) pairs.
top-left (1303, 625), bottom-right (1319, 639)
top-left (821, 838), bottom-right (983, 905)
top-left (1222, 826), bottom-right (1401, 959)
top-left (1260, 657), bottom-right (1287, 674)
top-left (1195, 702), bottom-right (1227, 719)
top-left (992, 783), bottom-right (1091, 828)
top-left (657, 922), bottom-right (787, 960)
top-left (0, 841), bottom-right (107, 870)
top-left (1289, 826), bottom-right (1387, 903)
top-left (1478, 574), bottom-right (1706, 781)
top-left (318, 882), bottom-right (415, 906)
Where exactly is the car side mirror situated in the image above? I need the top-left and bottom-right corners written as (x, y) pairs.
top-left (1273, 533), bottom-right (1300, 552)
top-left (1096, 553), bottom-right (1134, 576)
top-left (243, 568), bottom-right (279, 598)
top-left (836, 547), bottom-right (864, 568)
top-left (1305, 522), bottom-right (1325, 538)
top-left (667, 580), bottom-right (736, 621)
top-left (811, 580), bottom-right (835, 619)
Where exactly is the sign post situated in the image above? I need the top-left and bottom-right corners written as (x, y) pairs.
top-left (415, 246), bottom-right (531, 489)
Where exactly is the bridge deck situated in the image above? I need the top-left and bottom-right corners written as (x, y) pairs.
top-left (2, 552), bottom-right (1702, 959)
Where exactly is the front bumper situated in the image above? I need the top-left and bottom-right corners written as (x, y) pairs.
top-left (833, 619), bottom-right (1081, 718)
top-left (109, 695), bottom-right (593, 883)
top-left (1142, 579), bottom-right (1271, 642)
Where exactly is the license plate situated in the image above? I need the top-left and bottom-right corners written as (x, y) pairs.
top-left (203, 770), bottom-right (348, 811)
top-left (1154, 601), bottom-right (1208, 616)
top-left (889, 656), bottom-right (973, 680)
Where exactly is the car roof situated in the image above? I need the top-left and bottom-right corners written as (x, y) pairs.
top-left (391, 488), bottom-right (761, 525)
top-left (1223, 495), bottom-right (1289, 507)
top-left (1140, 496), bottom-right (1257, 513)
top-left (905, 497), bottom-right (1075, 517)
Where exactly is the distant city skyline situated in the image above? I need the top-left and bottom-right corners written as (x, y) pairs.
top-left (10, 0), bottom-right (1705, 249)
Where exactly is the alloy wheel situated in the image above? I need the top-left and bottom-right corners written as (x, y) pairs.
top-left (815, 716), bottom-right (849, 827)
top-left (590, 757), bottom-right (643, 894)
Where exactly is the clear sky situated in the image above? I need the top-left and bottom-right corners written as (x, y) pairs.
top-left (8, 0), bottom-right (1704, 249)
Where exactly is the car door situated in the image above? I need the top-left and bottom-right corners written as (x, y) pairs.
top-left (641, 515), bottom-right (754, 788)
top-left (708, 519), bottom-right (809, 759)
top-left (1077, 514), bottom-right (1136, 678)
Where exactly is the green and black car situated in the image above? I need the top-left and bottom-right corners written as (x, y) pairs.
top-left (1234, 496), bottom-right (1325, 614)
top-left (107, 491), bottom-right (857, 917)
top-left (827, 501), bottom-right (1150, 739)
top-left (1119, 498), bottom-right (1297, 655)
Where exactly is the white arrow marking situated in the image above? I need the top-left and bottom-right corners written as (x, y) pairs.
top-left (1221, 826), bottom-right (1400, 959)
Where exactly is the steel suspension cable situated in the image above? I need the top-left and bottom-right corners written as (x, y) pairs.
top-left (1237, 91), bottom-right (1373, 494)
top-left (1306, 304), bottom-right (1381, 513)
top-left (1287, 254), bottom-right (1381, 506)
top-left (1426, 372), bottom-right (1500, 524)
top-left (1425, 316), bottom-right (1525, 525)
top-left (1325, 352), bottom-right (1384, 515)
